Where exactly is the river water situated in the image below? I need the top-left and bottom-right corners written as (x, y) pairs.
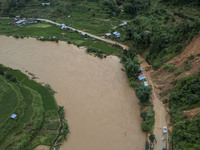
top-left (0, 36), bottom-right (145, 150)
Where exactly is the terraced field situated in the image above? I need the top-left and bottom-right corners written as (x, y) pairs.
top-left (0, 65), bottom-right (69, 150)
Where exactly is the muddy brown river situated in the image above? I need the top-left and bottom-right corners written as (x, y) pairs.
top-left (0, 36), bottom-right (145, 150)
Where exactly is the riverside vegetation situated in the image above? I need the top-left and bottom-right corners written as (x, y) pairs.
top-left (1, 0), bottom-right (200, 149)
top-left (0, 64), bottom-right (69, 149)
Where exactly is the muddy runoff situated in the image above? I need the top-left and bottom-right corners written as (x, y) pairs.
top-left (0, 36), bottom-right (145, 150)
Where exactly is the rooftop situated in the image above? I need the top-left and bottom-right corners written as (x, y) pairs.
top-left (11, 113), bottom-right (17, 119)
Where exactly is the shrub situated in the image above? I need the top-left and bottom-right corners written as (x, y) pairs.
top-left (0, 68), bottom-right (4, 75)
top-left (86, 47), bottom-right (104, 59)
top-left (175, 69), bottom-right (184, 77)
top-left (163, 63), bottom-right (176, 72)
top-left (149, 133), bottom-right (155, 143)
top-left (134, 83), bottom-right (152, 103)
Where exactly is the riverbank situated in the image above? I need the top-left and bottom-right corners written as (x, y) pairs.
top-left (0, 36), bottom-right (146, 150)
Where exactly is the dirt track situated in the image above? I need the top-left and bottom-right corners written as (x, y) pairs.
top-left (138, 55), bottom-right (168, 150)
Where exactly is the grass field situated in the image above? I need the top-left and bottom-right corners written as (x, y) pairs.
top-left (0, 64), bottom-right (69, 149)
top-left (0, 18), bottom-right (123, 57)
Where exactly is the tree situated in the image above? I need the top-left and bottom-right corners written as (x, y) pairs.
top-left (134, 83), bottom-right (152, 103)
top-left (149, 133), bottom-right (155, 143)
top-left (124, 57), bottom-right (140, 78)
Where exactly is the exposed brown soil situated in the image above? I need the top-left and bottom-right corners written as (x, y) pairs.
top-left (183, 107), bottom-right (200, 120)
top-left (34, 145), bottom-right (50, 150)
top-left (138, 55), bottom-right (168, 150)
top-left (151, 36), bottom-right (200, 101)
top-left (142, 106), bottom-right (151, 112)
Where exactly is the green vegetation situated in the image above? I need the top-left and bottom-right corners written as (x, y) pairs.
top-left (0, 64), bottom-right (69, 149)
top-left (1, 0), bottom-right (199, 69)
top-left (1, 0), bottom-right (200, 148)
top-left (175, 69), bottom-right (184, 77)
top-left (163, 63), bottom-right (176, 72)
top-left (169, 72), bottom-right (200, 149)
top-left (86, 47), bottom-right (105, 59)
top-left (0, 18), bottom-right (123, 57)
top-left (1, 0), bottom-right (200, 66)
top-left (120, 48), bottom-right (155, 133)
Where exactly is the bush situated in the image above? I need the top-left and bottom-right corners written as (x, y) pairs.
top-left (149, 133), bottom-right (155, 143)
top-left (0, 68), bottom-right (4, 75)
top-left (175, 69), bottom-right (184, 77)
top-left (134, 83), bottom-right (152, 103)
top-left (86, 47), bottom-right (104, 59)
top-left (163, 63), bottom-right (176, 72)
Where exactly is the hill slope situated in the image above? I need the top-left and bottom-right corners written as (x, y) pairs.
top-left (0, 65), bottom-right (69, 149)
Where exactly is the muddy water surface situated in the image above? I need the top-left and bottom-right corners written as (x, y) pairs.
top-left (0, 36), bottom-right (145, 150)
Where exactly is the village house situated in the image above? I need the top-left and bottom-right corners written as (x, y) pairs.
top-left (81, 32), bottom-right (87, 37)
top-left (41, 2), bottom-right (51, 6)
top-left (61, 24), bottom-right (67, 29)
top-left (14, 16), bottom-right (21, 21)
top-left (11, 113), bottom-right (17, 120)
top-left (143, 81), bottom-right (148, 86)
top-left (138, 74), bottom-right (146, 81)
top-left (14, 20), bottom-right (26, 26)
top-left (105, 33), bottom-right (111, 39)
top-left (113, 31), bottom-right (120, 38)
top-left (119, 22), bottom-right (127, 27)
top-left (138, 67), bottom-right (144, 73)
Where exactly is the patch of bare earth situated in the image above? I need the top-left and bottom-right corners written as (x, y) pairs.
top-left (138, 55), bottom-right (168, 150)
top-left (149, 36), bottom-right (200, 149)
top-left (34, 145), bottom-right (50, 150)
top-left (183, 107), bottom-right (200, 120)
top-left (151, 36), bottom-right (200, 101)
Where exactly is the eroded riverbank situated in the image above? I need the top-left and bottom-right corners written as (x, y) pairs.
top-left (0, 36), bottom-right (145, 150)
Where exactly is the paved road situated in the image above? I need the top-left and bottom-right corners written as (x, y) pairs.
top-left (37, 18), bottom-right (127, 49)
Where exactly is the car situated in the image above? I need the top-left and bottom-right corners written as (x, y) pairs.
top-left (163, 126), bottom-right (167, 134)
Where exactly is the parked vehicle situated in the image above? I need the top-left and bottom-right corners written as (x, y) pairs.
top-left (163, 126), bottom-right (167, 134)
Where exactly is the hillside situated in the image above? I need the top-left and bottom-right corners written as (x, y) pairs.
top-left (0, 0), bottom-right (200, 150)
top-left (0, 65), bottom-right (69, 149)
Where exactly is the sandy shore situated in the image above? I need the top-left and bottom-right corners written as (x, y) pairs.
top-left (0, 36), bottom-right (145, 150)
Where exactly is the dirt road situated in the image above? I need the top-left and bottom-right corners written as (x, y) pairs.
top-left (37, 18), bottom-right (128, 49)
top-left (138, 55), bottom-right (168, 150)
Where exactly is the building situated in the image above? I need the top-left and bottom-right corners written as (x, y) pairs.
top-left (81, 32), bottom-right (87, 37)
top-left (14, 20), bottom-right (26, 26)
top-left (119, 22), bottom-right (127, 27)
top-left (105, 33), bottom-right (111, 39)
top-left (138, 74), bottom-right (146, 81)
top-left (29, 19), bottom-right (40, 24)
top-left (61, 24), bottom-right (67, 29)
top-left (11, 113), bottom-right (17, 119)
top-left (138, 67), bottom-right (144, 73)
top-left (143, 81), bottom-right (148, 86)
top-left (42, 3), bottom-right (51, 6)
top-left (113, 31), bottom-right (120, 38)
top-left (14, 16), bottom-right (21, 21)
